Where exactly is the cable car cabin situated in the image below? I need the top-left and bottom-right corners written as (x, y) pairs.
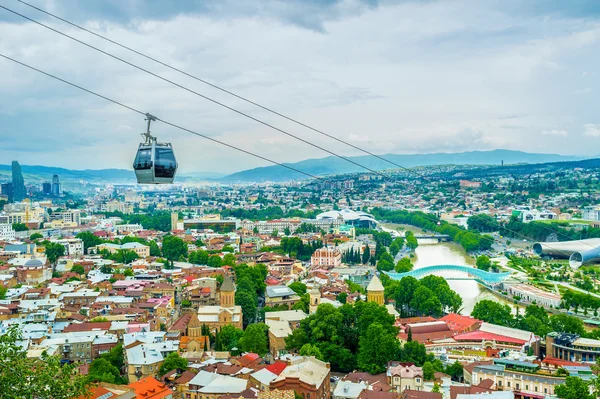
top-left (133, 141), bottom-right (177, 184)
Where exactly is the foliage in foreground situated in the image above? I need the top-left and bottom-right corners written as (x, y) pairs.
top-left (0, 325), bottom-right (90, 399)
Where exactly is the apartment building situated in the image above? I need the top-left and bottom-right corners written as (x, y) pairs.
top-left (310, 247), bottom-right (342, 269)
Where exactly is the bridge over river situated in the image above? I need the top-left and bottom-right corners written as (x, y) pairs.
top-left (385, 265), bottom-right (511, 287)
top-left (412, 234), bottom-right (451, 242)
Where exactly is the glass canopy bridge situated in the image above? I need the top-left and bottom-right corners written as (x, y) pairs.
top-left (385, 265), bottom-right (511, 287)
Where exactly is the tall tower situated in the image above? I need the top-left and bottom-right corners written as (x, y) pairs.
top-left (309, 286), bottom-right (320, 314)
top-left (220, 276), bottom-right (235, 308)
top-left (11, 161), bottom-right (26, 202)
top-left (367, 274), bottom-right (384, 305)
top-left (171, 212), bottom-right (179, 232)
top-left (51, 174), bottom-right (61, 196)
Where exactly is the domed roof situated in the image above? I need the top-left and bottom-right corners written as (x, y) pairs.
top-left (23, 258), bottom-right (44, 267)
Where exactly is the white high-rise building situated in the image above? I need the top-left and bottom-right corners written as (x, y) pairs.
top-left (0, 223), bottom-right (16, 241)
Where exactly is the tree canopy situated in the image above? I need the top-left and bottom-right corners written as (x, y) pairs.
top-left (0, 325), bottom-right (90, 398)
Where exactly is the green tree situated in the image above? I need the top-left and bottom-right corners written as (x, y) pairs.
top-left (159, 352), bottom-right (188, 376)
top-left (401, 341), bottom-right (427, 366)
top-left (235, 290), bottom-right (257, 326)
top-left (289, 282), bottom-right (307, 296)
top-left (405, 231), bottom-right (419, 250)
top-left (471, 300), bottom-right (513, 326)
top-left (88, 358), bottom-right (124, 384)
top-left (476, 255), bottom-right (492, 271)
top-left (162, 235), bottom-right (188, 264)
top-left (238, 323), bottom-right (269, 356)
top-left (44, 242), bottom-right (66, 269)
top-left (467, 214), bottom-right (499, 232)
top-left (12, 223), bottom-right (29, 232)
top-left (215, 325), bottom-right (244, 351)
top-left (29, 232), bottom-right (43, 241)
top-left (71, 265), bottom-right (85, 276)
top-left (555, 376), bottom-right (594, 399)
top-left (357, 323), bottom-right (400, 374)
top-left (299, 343), bottom-right (323, 360)
top-left (362, 244), bottom-right (371, 264)
top-left (550, 314), bottom-right (585, 335)
top-left (76, 231), bottom-right (103, 254)
top-left (207, 255), bottom-right (222, 268)
top-left (336, 292), bottom-right (348, 304)
top-left (446, 361), bottom-right (464, 381)
top-left (284, 226), bottom-right (291, 236)
top-left (148, 240), bottom-right (161, 256)
top-left (222, 253), bottom-right (237, 267)
top-left (0, 325), bottom-right (90, 398)
top-left (410, 286), bottom-right (442, 317)
top-left (423, 361), bottom-right (435, 380)
top-left (0, 286), bottom-right (7, 300)
top-left (110, 249), bottom-right (139, 264)
top-left (432, 383), bottom-right (441, 393)
top-left (395, 257), bottom-right (413, 273)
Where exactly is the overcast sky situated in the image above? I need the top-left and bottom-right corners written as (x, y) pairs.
top-left (2, 0), bottom-right (600, 174)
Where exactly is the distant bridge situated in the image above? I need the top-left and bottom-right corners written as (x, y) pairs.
top-left (413, 234), bottom-right (451, 242)
top-left (385, 265), bottom-right (511, 286)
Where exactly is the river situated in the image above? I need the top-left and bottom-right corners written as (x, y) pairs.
top-left (382, 223), bottom-right (518, 315)
top-left (411, 239), bottom-right (521, 315)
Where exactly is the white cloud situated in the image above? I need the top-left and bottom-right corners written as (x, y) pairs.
top-left (541, 129), bottom-right (568, 137)
top-left (348, 134), bottom-right (370, 143)
top-left (2, 0), bottom-right (600, 172)
top-left (583, 124), bottom-right (600, 137)
top-left (574, 88), bottom-right (591, 94)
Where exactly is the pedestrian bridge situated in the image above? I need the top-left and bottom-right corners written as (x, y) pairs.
top-left (413, 234), bottom-right (451, 242)
top-left (385, 265), bottom-right (511, 286)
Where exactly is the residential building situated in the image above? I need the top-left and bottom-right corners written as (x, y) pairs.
top-left (126, 340), bottom-right (179, 382)
top-left (387, 363), bottom-right (424, 392)
top-left (94, 242), bottom-right (150, 258)
top-left (55, 238), bottom-right (84, 256)
top-left (270, 356), bottom-right (331, 399)
top-left (310, 247), bottom-right (342, 269)
top-left (0, 223), bottom-right (15, 241)
top-left (187, 371), bottom-right (249, 399)
top-left (464, 359), bottom-right (576, 398)
top-left (266, 285), bottom-right (301, 309)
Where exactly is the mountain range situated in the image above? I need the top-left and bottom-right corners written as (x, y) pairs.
top-left (0, 150), bottom-right (587, 184)
top-left (219, 149), bottom-right (584, 182)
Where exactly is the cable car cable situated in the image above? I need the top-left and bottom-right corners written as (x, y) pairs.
top-left (0, 53), bottom-right (330, 183)
top-left (0, 4), bottom-right (397, 183)
top-left (15, 0), bottom-right (420, 177)
top-left (0, 52), bottom-right (584, 261)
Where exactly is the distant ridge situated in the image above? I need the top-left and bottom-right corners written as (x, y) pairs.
top-left (0, 164), bottom-right (223, 183)
top-left (220, 149), bottom-right (583, 182)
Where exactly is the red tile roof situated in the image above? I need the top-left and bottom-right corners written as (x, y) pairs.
top-left (541, 357), bottom-right (582, 367)
top-left (63, 322), bottom-right (112, 333)
top-left (266, 361), bottom-right (288, 376)
top-left (128, 376), bottom-right (173, 399)
top-left (440, 314), bottom-right (481, 332)
top-left (453, 330), bottom-right (526, 345)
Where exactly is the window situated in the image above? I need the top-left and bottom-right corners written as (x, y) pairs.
top-left (498, 381), bottom-right (502, 387)
top-left (534, 387), bottom-right (538, 392)
top-left (416, 379), bottom-right (421, 383)
top-left (134, 148), bottom-right (152, 170)
top-left (525, 385), bottom-right (529, 390)
top-left (507, 382), bottom-right (511, 387)
top-left (544, 388), bottom-right (548, 394)
top-left (516, 384), bottom-right (520, 390)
